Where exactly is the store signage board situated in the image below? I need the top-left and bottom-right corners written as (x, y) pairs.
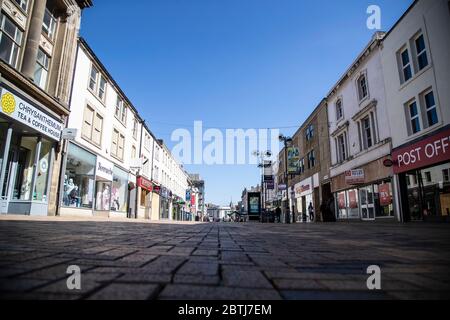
top-left (137, 176), bottom-right (153, 191)
top-left (287, 147), bottom-right (301, 174)
top-left (96, 156), bottom-right (114, 181)
top-left (345, 169), bottom-right (365, 185)
top-left (62, 128), bottom-right (77, 141)
top-left (278, 184), bottom-right (287, 191)
top-left (0, 87), bottom-right (63, 141)
top-left (392, 127), bottom-right (450, 174)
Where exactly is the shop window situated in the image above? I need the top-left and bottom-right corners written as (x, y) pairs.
top-left (443, 169), bottom-right (449, 182)
top-left (33, 139), bottom-right (52, 202)
top-left (111, 166), bottom-right (128, 212)
top-left (95, 181), bottom-right (111, 211)
top-left (12, 137), bottom-right (38, 201)
top-left (374, 181), bottom-right (394, 218)
top-left (0, 12), bottom-right (23, 68)
top-left (64, 143), bottom-right (96, 208)
top-left (424, 171), bottom-right (432, 183)
top-left (140, 188), bottom-right (149, 207)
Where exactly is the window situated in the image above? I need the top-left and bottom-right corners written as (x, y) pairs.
top-left (13, 0), bottom-right (28, 12)
top-left (82, 105), bottom-right (103, 146)
top-left (357, 74), bottom-right (368, 101)
top-left (400, 48), bottom-right (412, 83)
top-left (361, 116), bottom-right (373, 150)
top-left (425, 171), bottom-right (432, 183)
top-left (132, 118), bottom-right (138, 139)
top-left (131, 145), bottom-right (137, 159)
top-left (88, 64), bottom-right (107, 102)
top-left (408, 101), bottom-right (421, 134)
top-left (307, 150), bottom-right (315, 169)
top-left (424, 91), bottom-right (438, 127)
top-left (42, 8), bottom-right (56, 40)
top-left (0, 13), bottom-right (23, 68)
top-left (63, 143), bottom-right (96, 209)
top-left (336, 133), bottom-right (348, 163)
top-left (111, 129), bottom-right (125, 160)
top-left (111, 166), bottom-right (128, 212)
top-left (336, 99), bottom-right (343, 120)
top-left (305, 125), bottom-right (314, 141)
top-left (115, 96), bottom-right (127, 124)
top-left (299, 158), bottom-right (305, 174)
top-left (443, 169), bottom-right (449, 182)
top-left (34, 48), bottom-right (50, 89)
top-left (415, 34), bottom-right (428, 71)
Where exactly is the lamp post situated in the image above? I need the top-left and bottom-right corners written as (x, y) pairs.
top-left (279, 134), bottom-right (294, 224)
top-left (253, 150), bottom-right (272, 222)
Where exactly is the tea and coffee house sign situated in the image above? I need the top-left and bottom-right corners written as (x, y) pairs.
top-left (0, 88), bottom-right (63, 141)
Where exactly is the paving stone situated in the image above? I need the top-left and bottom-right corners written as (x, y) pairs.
top-left (222, 269), bottom-right (274, 289)
top-left (173, 275), bottom-right (220, 286)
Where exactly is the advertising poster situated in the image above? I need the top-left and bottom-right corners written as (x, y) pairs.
top-left (379, 184), bottom-right (392, 206)
top-left (287, 147), bottom-right (300, 174)
top-left (349, 190), bottom-right (358, 209)
top-left (338, 193), bottom-right (346, 209)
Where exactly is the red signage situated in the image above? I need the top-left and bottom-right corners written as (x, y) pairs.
top-left (379, 184), bottom-right (392, 206)
top-left (348, 190), bottom-right (358, 209)
top-left (137, 176), bottom-right (153, 191)
top-left (392, 128), bottom-right (450, 174)
top-left (345, 169), bottom-right (365, 185)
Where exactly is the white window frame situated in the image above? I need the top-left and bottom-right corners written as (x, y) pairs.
top-left (335, 132), bottom-right (348, 164)
top-left (421, 89), bottom-right (439, 128)
top-left (88, 63), bottom-right (107, 103)
top-left (399, 47), bottom-right (412, 84)
top-left (34, 48), bottom-right (50, 90)
top-left (414, 33), bottom-right (429, 72)
top-left (42, 8), bottom-right (56, 41)
top-left (13, 0), bottom-right (28, 12)
top-left (0, 13), bottom-right (23, 68)
top-left (356, 71), bottom-right (369, 103)
top-left (335, 98), bottom-right (343, 121)
top-left (406, 99), bottom-right (422, 136)
top-left (81, 104), bottom-right (103, 147)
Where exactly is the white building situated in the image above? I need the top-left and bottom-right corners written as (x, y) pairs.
top-left (380, 0), bottom-right (450, 222)
top-left (327, 32), bottom-right (396, 222)
top-left (61, 38), bottom-right (144, 218)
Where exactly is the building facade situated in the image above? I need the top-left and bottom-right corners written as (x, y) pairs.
top-left (381, 0), bottom-right (450, 222)
top-left (327, 32), bottom-right (397, 222)
top-left (0, 0), bottom-right (91, 216)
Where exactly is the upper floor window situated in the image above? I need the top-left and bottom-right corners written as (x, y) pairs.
top-left (407, 100), bottom-right (421, 134)
top-left (13, 0), bottom-right (28, 12)
top-left (400, 48), bottom-right (412, 83)
top-left (42, 9), bottom-right (56, 40)
top-left (34, 48), bottom-right (50, 90)
top-left (115, 96), bottom-right (127, 124)
top-left (357, 74), bottom-right (368, 102)
top-left (111, 128), bottom-right (125, 161)
top-left (443, 169), bottom-right (449, 182)
top-left (305, 125), bottom-right (314, 141)
top-left (415, 34), bottom-right (428, 71)
top-left (88, 65), bottom-right (107, 102)
top-left (132, 118), bottom-right (139, 139)
top-left (335, 132), bottom-right (348, 164)
top-left (336, 99), bottom-right (343, 120)
top-left (359, 115), bottom-right (375, 150)
top-left (307, 150), bottom-right (315, 169)
top-left (82, 105), bottom-right (103, 147)
top-left (0, 13), bottom-right (23, 68)
top-left (424, 90), bottom-right (438, 127)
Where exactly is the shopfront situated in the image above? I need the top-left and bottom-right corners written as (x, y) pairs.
top-left (0, 86), bottom-right (62, 215)
top-left (393, 126), bottom-right (450, 222)
top-left (160, 187), bottom-right (170, 220)
top-left (110, 165), bottom-right (129, 218)
top-left (137, 175), bottom-right (153, 219)
top-left (332, 157), bottom-right (395, 221)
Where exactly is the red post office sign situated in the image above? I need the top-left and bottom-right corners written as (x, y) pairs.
top-left (392, 127), bottom-right (450, 174)
top-left (137, 176), bottom-right (153, 192)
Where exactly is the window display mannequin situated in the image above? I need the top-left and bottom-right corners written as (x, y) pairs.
top-left (102, 184), bottom-right (110, 210)
top-left (111, 186), bottom-right (120, 211)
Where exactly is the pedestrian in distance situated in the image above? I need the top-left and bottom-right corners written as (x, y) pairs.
top-left (308, 202), bottom-right (314, 222)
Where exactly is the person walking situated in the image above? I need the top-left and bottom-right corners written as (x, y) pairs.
top-left (275, 207), bottom-right (281, 223)
top-left (308, 202), bottom-right (314, 222)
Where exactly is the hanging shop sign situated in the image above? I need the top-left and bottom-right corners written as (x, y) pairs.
top-left (96, 156), bottom-right (114, 181)
top-left (345, 169), bottom-right (365, 185)
top-left (0, 87), bottom-right (63, 141)
top-left (379, 184), bottom-right (392, 206)
top-left (392, 127), bottom-right (450, 174)
top-left (153, 185), bottom-right (161, 194)
top-left (191, 194), bottom-right (196, 206)
top-left (264, 175), bottom-right (274, 182)
top-left (266, 180), bottom-right (275, 190)
top-left (137, 176), bottom-right (153, 192)
top-left (278, 184), bottom-right (287, 191)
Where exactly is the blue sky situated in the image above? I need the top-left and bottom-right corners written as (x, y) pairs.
top-left (80, 0), bottom-right (412, 206)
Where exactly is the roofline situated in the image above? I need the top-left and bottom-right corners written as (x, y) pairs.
top-left (383, 0), bottom-right (418, 40)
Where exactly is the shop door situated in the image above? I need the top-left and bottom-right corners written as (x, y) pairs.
top-left (1, 149), bottom-right (15, 214)
top-left (360, 186), bottom-right (375, 221)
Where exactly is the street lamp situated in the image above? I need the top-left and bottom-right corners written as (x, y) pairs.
top-left (253, 150), bottom-right (272, 222)
top-left (279, 134), bottom-right (294, 224)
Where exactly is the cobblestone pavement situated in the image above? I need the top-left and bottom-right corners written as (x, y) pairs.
top-left (0, 217), bottom-right (449, 300)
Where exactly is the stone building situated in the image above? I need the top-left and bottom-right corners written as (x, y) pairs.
top-left (0, 0), bottom-right (92, 215)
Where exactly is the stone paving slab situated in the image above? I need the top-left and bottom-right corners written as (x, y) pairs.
top-left (0, 217), bottom-right (449, 300)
